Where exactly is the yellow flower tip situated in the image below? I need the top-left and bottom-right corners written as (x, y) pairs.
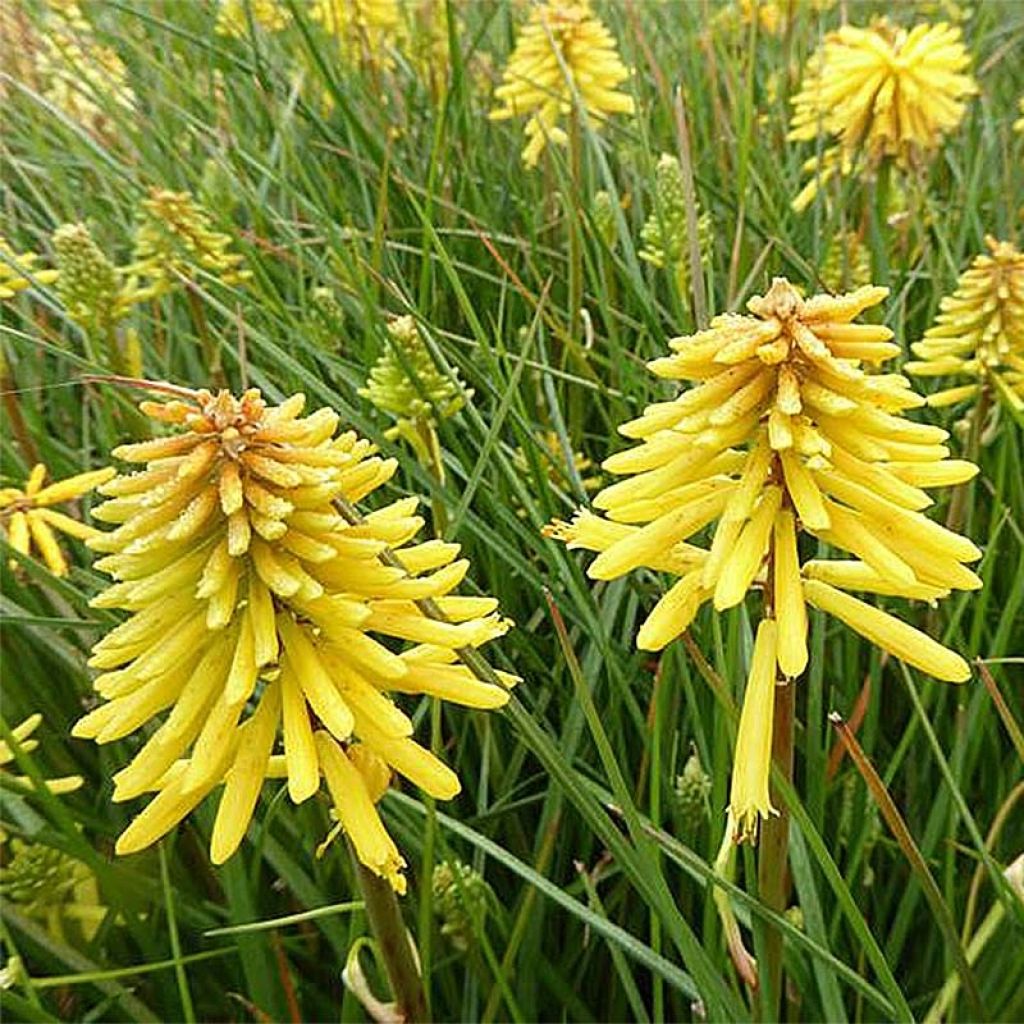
top-left (790, 19), bottom-right (977, 201)
top-left (81, 383), bottom-right (506, 873)
top-left (728, 619), bottom-right (780, 843)
top-left (491, 1), bottom-right (634, 167)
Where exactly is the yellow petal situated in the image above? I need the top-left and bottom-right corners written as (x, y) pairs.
top-left (773, 509), bottom-right (808, 678)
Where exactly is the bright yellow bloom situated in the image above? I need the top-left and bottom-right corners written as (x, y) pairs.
top-left (125, 189), bottom-right (249, 302)
top-left (1, 714), bottom-right (82, 796)
top-left (76, 387), bottom-right (514, 892)
top-left (0, 238), bottom-right (59, 300)
top-left (490, 1), bottom-right (634, 168)
top-left (546, 277), bottom-right (979, 838)
top-left (906, 237), bottom-right (1024, 412)
top-left (1, 463), bottom-right (114, 576)
top-left (215, 0), bottom-right (291, 37)
top-left (789, 19), bottom-right (977, 211)
top-left (310, 0), bottom-right (400, 68)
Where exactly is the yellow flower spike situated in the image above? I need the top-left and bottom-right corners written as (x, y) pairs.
top-left (490, 1), bottom-right (634, 168)
top-left (310, 0), bottom-right (400, 70)
top-left (729, 619), bottom-right (779, 842)
top-left (789, 19), bottom-right (977, 210)
top-left (1, 464), bottom-right (113, 576)
top-left (125, 188), bottom-right (249, 302)
top-left (81, 385), bottom-right (510, 891)
top-left (907, 237), bottom-right (1024, 412)
top-left (545, 275), bottom-right (981, 840)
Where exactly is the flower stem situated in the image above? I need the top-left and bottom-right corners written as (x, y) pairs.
top-left (350, 847), bottom-right (428, 1024)
top-left (757, 675), bottom-right (795, 1021)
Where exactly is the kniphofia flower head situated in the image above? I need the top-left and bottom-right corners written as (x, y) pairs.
top-left (215, 0), bottom-right (291, 37)
top-left (76, 386), bottom-right (514, 891)
top-left (125, 188), bottom-right (249, 302)
top-left (546, 278), bottom-right (980, 838)
top-left (1, 714), bottom-right (82, 796)
top-left (906, 237), bottom-right (1024, 412)
top-left (310, 0), bottom-right (400, 68)
top-left (52, 222), bottom-right (127, 331)
top-left (1, 463), bottom-right (114, 576)
top-left (789, 19), bottom-right (977, 211)
top-left (490, 1), bottom-right (634, 168)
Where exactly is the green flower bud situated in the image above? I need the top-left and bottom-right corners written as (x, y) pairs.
top-left (52, 222), bottom-right (121, 330)
top-left (591, 191), bottom-right (619, 249)
top-left (432, 860), bottom-right (491, 951)
top-left (820, 230), bottom-right (871, 293)
top-left (675, 748), bottom-right (711, 831)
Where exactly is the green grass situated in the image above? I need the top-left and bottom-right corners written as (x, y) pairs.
top-left (1, 1), bottom-right (1023, 1021)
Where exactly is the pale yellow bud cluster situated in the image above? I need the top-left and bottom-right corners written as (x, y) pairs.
top-left (490, 1), bottom-right (634, 168)
top-left (789, 19), bottom-right (977, 211)
top-left (52, 223), bottom-right (125, 332)
top-left (907, 237), bottom-right (1024, 412)
top-left (125, 189), bottom-right (249, 302)
top-left (77, 387), bottom-right (515, 891)
top-left (546, 277), bottom-right (980, 839)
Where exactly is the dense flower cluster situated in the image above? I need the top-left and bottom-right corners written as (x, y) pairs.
top-left (125, 189), bottom-right (249, 301)
top-left (76, 387), bottom-right (514, 891)
top-left (639, 153), bottom-right (712, 294)
top-left (1, 463), bottom-right (114, 577)
top-left (821, 230), bottom-right (872, 293)
top-left (546, 278), bottom-right (980, 836)
top-left (907, 237), bottom-right (1024, 411)
top-left (490, 1), bottom-right (634, 168)
top-left (789, 19), bottom-right (977, 211)
top-left (52, 222), bottom-right (125, 332)
top-left (310, 0), bottom-right (400, 68)
top-left (33, 0), bottom-right (136, 142)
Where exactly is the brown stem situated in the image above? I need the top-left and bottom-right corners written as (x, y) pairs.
top-left (350, 848), bottom-right (428, 1024)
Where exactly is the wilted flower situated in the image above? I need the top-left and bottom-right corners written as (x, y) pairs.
top-left (126, 188), bottom-right (249, 302)
top-left (789, 20), bottom-right (977, 211)
top-left (546, 278), bottom-right (979, 839)
top-left (310, 0), bottom-right (400, 69)
top-left (33, 1), bottom-right (135, 142)
top-left (76, 387), bottom-right (514, 892)
top-left (1, 463), bottom-right (114, 576)
top-left (0, 840), bottom-right (104, 943)
top-left (0, 238), bottom-right (59, 300)
top-left (215, 0), bottom-right (291, 37)
top-left (0, 714), bottom-right (82, 796)
top-left (639, 153), bottom-right (712, 296)
top-left (432, 859), bottom-right (492, 950)
top-left (361, 315), bottom-right (469, 464)
top-left (820, 230), bottom-right (872, 293)
top-left (907, 237), bottom-right (1024, 411)
top-left (490, 1), bottom-right (634, 168)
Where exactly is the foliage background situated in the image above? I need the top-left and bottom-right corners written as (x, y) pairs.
top-left (1, 0), bottom-right (1022, 1021)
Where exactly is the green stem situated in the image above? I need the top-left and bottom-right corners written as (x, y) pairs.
top-left (184, 285), bottom-right (224, 387)
top-left (350, 848), bottom-right (428, 1024)
top-left (945, 382), bottom-right (990, 537)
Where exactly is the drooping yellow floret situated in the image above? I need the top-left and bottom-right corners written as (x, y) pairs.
top-left (789, 19), bottom-right (977, 211)
top-left (0, 238), bottom-right (59, 300)
top-left (1, 463), bottom-right (114, 577)
top-left (1, 714), bottom-right (83, 796)
top-left (490, 1), bottom-right (634, 168)
top-left (906, 237), bottom-right (1024, 412)
top-left (545, 276), bottom-right (979, 839)
top-left (77, 386), bottom-right (514, 891)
